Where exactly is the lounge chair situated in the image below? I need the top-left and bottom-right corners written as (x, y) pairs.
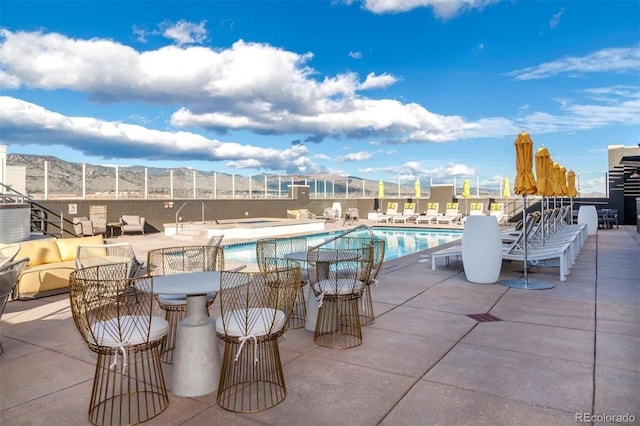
top-left (119, 215), bottom-right (145, 235)
top-left (489, 203), bottom-right (507, 224)
top-left (373, 202), bottom-right (398, 223)
top-left (323, 207), bottom-right (338, 222)
top-left (392, 202), bottom-right (418, 223)
top-left (344, 207), bottom-right (359, 224)
top-left (298, 208), bottom-right (317, 220)
top-left (416, 202), bottom-right (440, 224)
top-left (72, 216), bottom-right (106, 236)
top-left (436, 203), bottom-right (462, 225)
top-left (462, 202), bottom-right (485, 225)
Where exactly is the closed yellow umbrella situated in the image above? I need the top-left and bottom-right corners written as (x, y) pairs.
top-left (378, 180), bottom-right (384, 199)
top-left (567, 170), bottom-right (578, 197)
top-left (502, 177), bottom-right (511, 198)
top-left (559, 165), bottom-right (568, 195)
top-left (551, 162), bottom-right (563, 196)
top-left (461, 179), bottom-right (471, 214)
top-left (462, 179), bottom-right (471, 198)
top-left (513, 132), bottom-right (537, 195)
top-left (535, 146), bottom-right (553, 196)
top-left (414, 179), bottom-right (421, 199)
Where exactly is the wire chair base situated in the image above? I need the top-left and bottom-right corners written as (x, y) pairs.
top-left (286, 283), bottom-right (307, 329)
top-left (217, 336), bottom-right (286, 413)
top-left (314, 296), bottom-right (363, 349)
top-left (359, 284), bottom-right (375, 326)
top-left (88, 340), bottom-right (168, 426)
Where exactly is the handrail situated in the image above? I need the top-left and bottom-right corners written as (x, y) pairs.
top-left (175, 200), bottom-right (219, 234)
top-left (0, 182), bottom-right (68, 238)
top-left (310, 223), bottom-right (374, 249)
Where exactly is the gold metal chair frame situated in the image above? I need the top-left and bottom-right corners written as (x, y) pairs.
top-left (69, 264), bottom-right (169, 426)
top-left (216, 260), bottom-right (300, 413)
top-left (146, 241), bottom-right (224, 363)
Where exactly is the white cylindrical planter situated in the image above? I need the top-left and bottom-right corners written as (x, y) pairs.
top-left (462, 215), bottom-right (502, 284)
top-left (577, 205), bottom-right (598, 236)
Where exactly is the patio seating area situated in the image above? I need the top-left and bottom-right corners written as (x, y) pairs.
top-left (0, 224), bottom-right (638, 425)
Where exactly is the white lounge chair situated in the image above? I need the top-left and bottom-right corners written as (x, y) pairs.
top-left (373, 202), bottom-right (398, 223)
top-left (392, 202), bottom-right (417, 223)
top-left (462, 202), bottom-right (485, 225)
top-left (489, 203), bottom-right (507, 224)
top-left (416, 202), bottom-right (440, 224)
top-left (436, 203), bottom-right (462, 225)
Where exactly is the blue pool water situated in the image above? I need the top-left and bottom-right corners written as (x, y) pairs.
top-left (222, 227), bottom-right (462, 264)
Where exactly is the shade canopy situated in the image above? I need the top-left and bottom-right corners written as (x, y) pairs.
top-left (567, 170), bottom-right (578, 197)
top-left (378, 181), bottom-right (384, 199)
top-left (461, 179), bottom-right (471, 198)
top-left (535, 146), bottom-right (554, 196)
top-left (414, 179), bottom-right (421, 199)
top-left (513, 132), bottom-right (537, 195)
top-left (503, 177), bottom-right (511, 198)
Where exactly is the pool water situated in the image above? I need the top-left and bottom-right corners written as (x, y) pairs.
top-left (222, 227), bottom-right (462, 264)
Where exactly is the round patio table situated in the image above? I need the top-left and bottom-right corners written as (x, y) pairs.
top-left (152, 271), bottom-right (221, 397)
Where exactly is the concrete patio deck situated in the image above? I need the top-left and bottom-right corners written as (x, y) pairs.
top-left (1, 223), bottom-right (638, 425)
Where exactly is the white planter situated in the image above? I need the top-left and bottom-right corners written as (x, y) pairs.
top-left (577, 205), bottom-right (598, 236)
top-left (462, 215), bottom-right (502, 284)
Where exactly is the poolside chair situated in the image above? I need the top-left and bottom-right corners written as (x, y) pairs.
top-left (146, 244), bottom-right (224, 363)
top-left (215, 260), bottom-right (300, 413)
top-left (323, 207), bottom-right (339, 222)
top-left (392, 202), bottom-right (418, 223)
top-left (373, 202), bottom-right (398, 223)
top-left (416, 202), bottom-right (441, 224)
top-left (69, 264), bottom-right (169, 425)
top-left (489, 203), bottom-right (507, 224)
top-left (119, 215), bottom-right (145, 235)
top-left (308, 245), bottom-right (374, 349)
top-left (255, 236), bottom-right (310, 329)
top-left (72, 216), bottom-right (106, 236)
top-left (436, 203), bottom-right (462, 225)
top-left (461, 203), bottom-right (485, 225)
top-left (76, 242), bottom-right (143, 279)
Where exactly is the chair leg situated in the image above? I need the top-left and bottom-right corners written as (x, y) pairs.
top-left (359, 284), bottom-right (375, 326)
top-left (161, 308), bottom-right (185, 363)
top-left (89, 341), bottom-right (168, 426)
top-left (217, 336), bottom-right (286, 413)
top-left (286, 283), bottom-right (307, 329)
top-left (314, 295), bottom-right (362, 349)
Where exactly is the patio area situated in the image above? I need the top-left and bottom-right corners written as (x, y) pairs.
top-left (1, 223), bottom-right (638, 425)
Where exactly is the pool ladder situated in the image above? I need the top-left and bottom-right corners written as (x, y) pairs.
top-left (310, 223), bottom-right (374, 249)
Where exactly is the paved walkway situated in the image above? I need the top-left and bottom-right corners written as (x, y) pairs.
top-left (1, 225), bottom-right (638, 425)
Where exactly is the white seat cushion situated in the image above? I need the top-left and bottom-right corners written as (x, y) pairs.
top-left (157, 292), bottom-right (216, 306)
top-left (90, 315), bottom-right (169, 347)
top-left (215, 308), bottom-right (286, 337)
top-left (316, 278), bottom-right (365, 295)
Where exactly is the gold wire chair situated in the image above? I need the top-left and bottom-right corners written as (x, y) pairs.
top-left (308, 244), bottom-right (374, 349)
top-left (69, 263), bottom-right (169, 426)
top-left (146, 243), bottom-right (224, 363)
top-left (255, 236), bottom-right (310, 329)
top-left (336, 237), bottom-right (386, 326)
top-left (0, 257), bottom-right (29, 355)
top-left (215, 259), bottom-right (300, 413)
top-left (76, 242), bottom-right (143, 278)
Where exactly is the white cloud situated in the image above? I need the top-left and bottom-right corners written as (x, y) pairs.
top-left (349, 51), bottom-right (362, 59)
top-left (506, 47), bottom-right (640, 80)
top-left (334, 151), bottom-right (374, 163)
top-left (359, 72), bottom-right (397, 90)
top-left (360, 0), bottom-right (499, 19)
top-left (162, 20), bottom-right (208, 46)
top-left (0, 96), bottom-right (321, 173)
top-left (549, 8), bottom-right (565, 29)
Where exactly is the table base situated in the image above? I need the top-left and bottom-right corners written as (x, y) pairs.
top-left (171, 296), bottom-right (221, 397)
top-left (500, 278), bottom-right (554, 290)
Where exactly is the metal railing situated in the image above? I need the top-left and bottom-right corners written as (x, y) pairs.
top-left (310, 223), bottom-right (374, 250)
top-left (174, 200), bottom-right (219, 235)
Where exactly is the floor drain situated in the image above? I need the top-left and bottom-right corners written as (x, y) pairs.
top-left (466, 313), bottom-right (503, 322)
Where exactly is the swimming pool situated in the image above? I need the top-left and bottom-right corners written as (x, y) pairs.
top-left (222, 227), bottom-right (462, 264)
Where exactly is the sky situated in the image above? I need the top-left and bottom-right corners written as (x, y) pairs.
top-left (1, 0), bottom-right (639, 195)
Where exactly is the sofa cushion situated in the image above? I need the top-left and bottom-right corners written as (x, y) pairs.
top-left (17, 239), bottom-right (62, 267)
top-left (56, 235), bottom-right (104, 262)
top-left (16, 261), bottom-right (76, 298)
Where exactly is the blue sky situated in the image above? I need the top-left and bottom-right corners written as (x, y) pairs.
top-left (1, 0), bottom-right (638, 195)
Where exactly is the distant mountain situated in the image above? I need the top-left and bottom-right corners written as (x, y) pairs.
top-left (6, 153), bottom-right (395, 197)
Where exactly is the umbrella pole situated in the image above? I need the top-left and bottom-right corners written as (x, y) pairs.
top-left (500, 194), bottom-right (554, 290)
